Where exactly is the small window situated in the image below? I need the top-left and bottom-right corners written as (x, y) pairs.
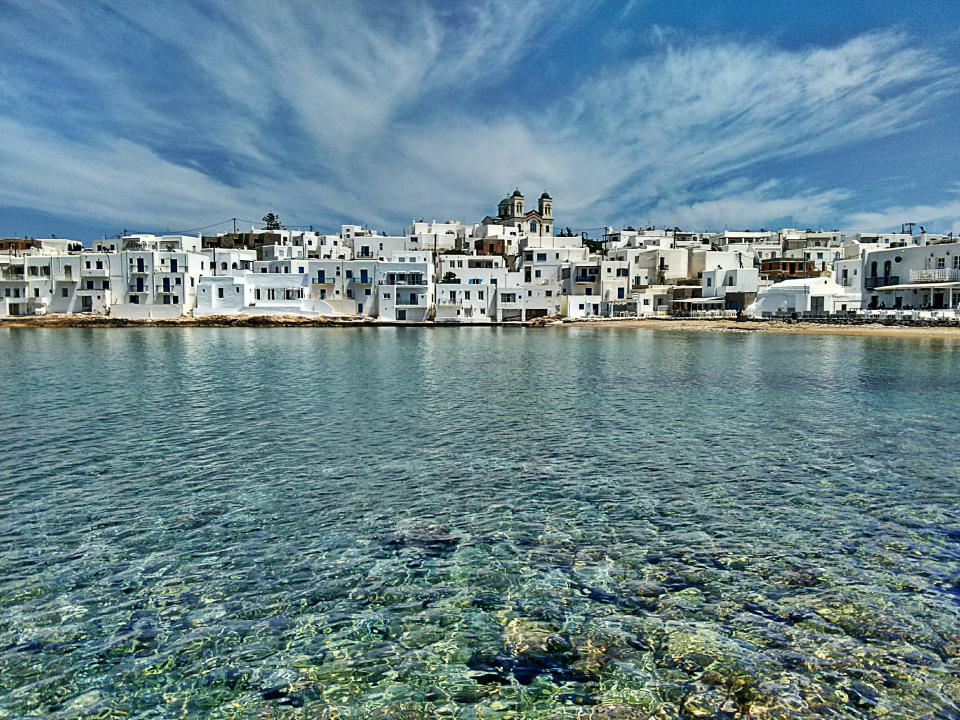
top-left (218, 288), bottom-right (224, 298)
top-left (61, 288), bottom-right (68, 297)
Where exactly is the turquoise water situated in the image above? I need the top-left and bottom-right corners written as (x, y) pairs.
top-left (0, 327), bottom-right (958, 719)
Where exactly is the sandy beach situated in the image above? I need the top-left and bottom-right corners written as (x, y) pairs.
top-left (553, 317), bottom-right (960, 339)
top-left (2, 312), bottom-right (960, 339)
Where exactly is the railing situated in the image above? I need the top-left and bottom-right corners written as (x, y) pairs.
top-left (864, 276), bottom-right (899, 290)
top-left (910, 268), bottom-right (960, 282)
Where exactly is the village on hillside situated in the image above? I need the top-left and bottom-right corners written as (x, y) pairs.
top-left (2, 191), bottom-right (958, 323)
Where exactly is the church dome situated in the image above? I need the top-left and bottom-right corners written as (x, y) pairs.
top-left (540, 191), bottom-right (551, 200)
top-left (511, 189), bottom-right (523, 198)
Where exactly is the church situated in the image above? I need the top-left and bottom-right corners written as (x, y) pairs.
top-left (481, 189), bottom-right (553, 237)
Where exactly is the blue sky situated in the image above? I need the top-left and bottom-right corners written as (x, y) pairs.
top-left (1, 0), bottom-right (959, 242)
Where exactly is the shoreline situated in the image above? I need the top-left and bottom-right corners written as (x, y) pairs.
top-left (2, 313), bottom-right (960, 338)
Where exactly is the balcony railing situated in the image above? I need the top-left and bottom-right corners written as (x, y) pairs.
top-left (909, 268), bottom-right (960, 282)
top-left (864, 275), bottom-right (899, 290)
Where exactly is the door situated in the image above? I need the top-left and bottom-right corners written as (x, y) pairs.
top-left (163, 278), bottom-right (170, 292)
top-left (934, 293), bottom-right (945, 309)
top-left (357, 303), bottom-right (363, 314)
top-left (811, 296), bottom-right (824, 314)
top-left (137, 258), bottom-right (144, 272)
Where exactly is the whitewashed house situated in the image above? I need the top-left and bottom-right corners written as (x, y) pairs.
top-left (747, 277), bottom-right (859, 316)
top-left (861, 241), bottom-right (960, 312)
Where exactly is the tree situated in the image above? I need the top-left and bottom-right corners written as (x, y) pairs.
top-left (441, 271), bottom-right (458, 284)
top-left (262, 212), bottom-right (282, 230)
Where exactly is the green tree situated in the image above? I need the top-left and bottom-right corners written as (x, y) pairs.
top-left (441, 271), bottom-right (458, 283)
top-left (262, 212), bottom-right (282, 230)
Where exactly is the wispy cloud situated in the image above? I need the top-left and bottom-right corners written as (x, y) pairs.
top-left (0, 1), bottom-right (957, 238)
top-left (843, 188), bottom-right (960, 234)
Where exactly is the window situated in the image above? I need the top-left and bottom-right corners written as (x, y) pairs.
top-left (131, 296), bottom-right (139, 304)
top-left (173, 295), bottom-right (179, 304)
top-left (464, 291), bottom-right (470, 301)
top-left (103, 280), bottom-right (109, 289)
top-left (365, 288), bottom-right (371, 296)
top-left (34, 288), bottom-right (39, 297)
top-left (175, 277), bottom-right (181, 285)
top-left (96, 260), bottom-right (103, 269)
top-left (937, 257), bottom-right (946, 269)
top-left (61, 288), bottom-right (68, 297)
top-left (221, 262), bottom-right (228, 270)
top-left (86, 281), bottom-right (93, 289)
top-left (536, 253), bottom-right (546, 262)
top-left (535, 270), bottom-right (542, 278)
top-left (255, 289), bottom-right (261, 300)
top-left (706, 278), bottom-right (713, 287)
top-left (218, 288), bottom-right (224, 298)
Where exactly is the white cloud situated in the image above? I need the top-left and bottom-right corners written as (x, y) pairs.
top-left (0, 2), bottom-right (957, 235)
top-left (843, 190), bottom-right (960, 234)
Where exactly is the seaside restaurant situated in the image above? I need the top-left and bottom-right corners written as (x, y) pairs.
top-left (869, 280), bottom-right (960, 312)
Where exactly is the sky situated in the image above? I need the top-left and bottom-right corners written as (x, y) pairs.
top-left (1, 0), bottom-right (959, 243)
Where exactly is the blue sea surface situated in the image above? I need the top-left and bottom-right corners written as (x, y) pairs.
top-left (0, 327), bottom-right (958, 718)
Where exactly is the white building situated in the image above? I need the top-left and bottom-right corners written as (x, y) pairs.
top-left (747, 277), bottom-right (860, 316)
top-left (861, 241), bottom-right (960, 311)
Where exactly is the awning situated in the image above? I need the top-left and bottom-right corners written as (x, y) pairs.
top-left (672, 296), bottom-right (724, 305)
top-left (873, 281), bottom-right (960, 291)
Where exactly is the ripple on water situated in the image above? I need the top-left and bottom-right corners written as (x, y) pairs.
top-left (0, 327), bottom-right (958, 718)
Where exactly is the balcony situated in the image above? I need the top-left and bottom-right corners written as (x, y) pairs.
top-left (384, 274), bottom-right (425, 286)
top-left (909, 268), bottom-right (960, 282)
top-left (81, 266), bottom-right (109, 277)
top-left (864, 276), bottom-right (899, 290)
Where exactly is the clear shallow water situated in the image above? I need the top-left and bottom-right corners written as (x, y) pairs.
top-left (0, 327), bottom-right (958, 719)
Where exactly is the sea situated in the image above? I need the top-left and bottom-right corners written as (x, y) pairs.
top-left (0, 327), bottom-right (958, 718)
